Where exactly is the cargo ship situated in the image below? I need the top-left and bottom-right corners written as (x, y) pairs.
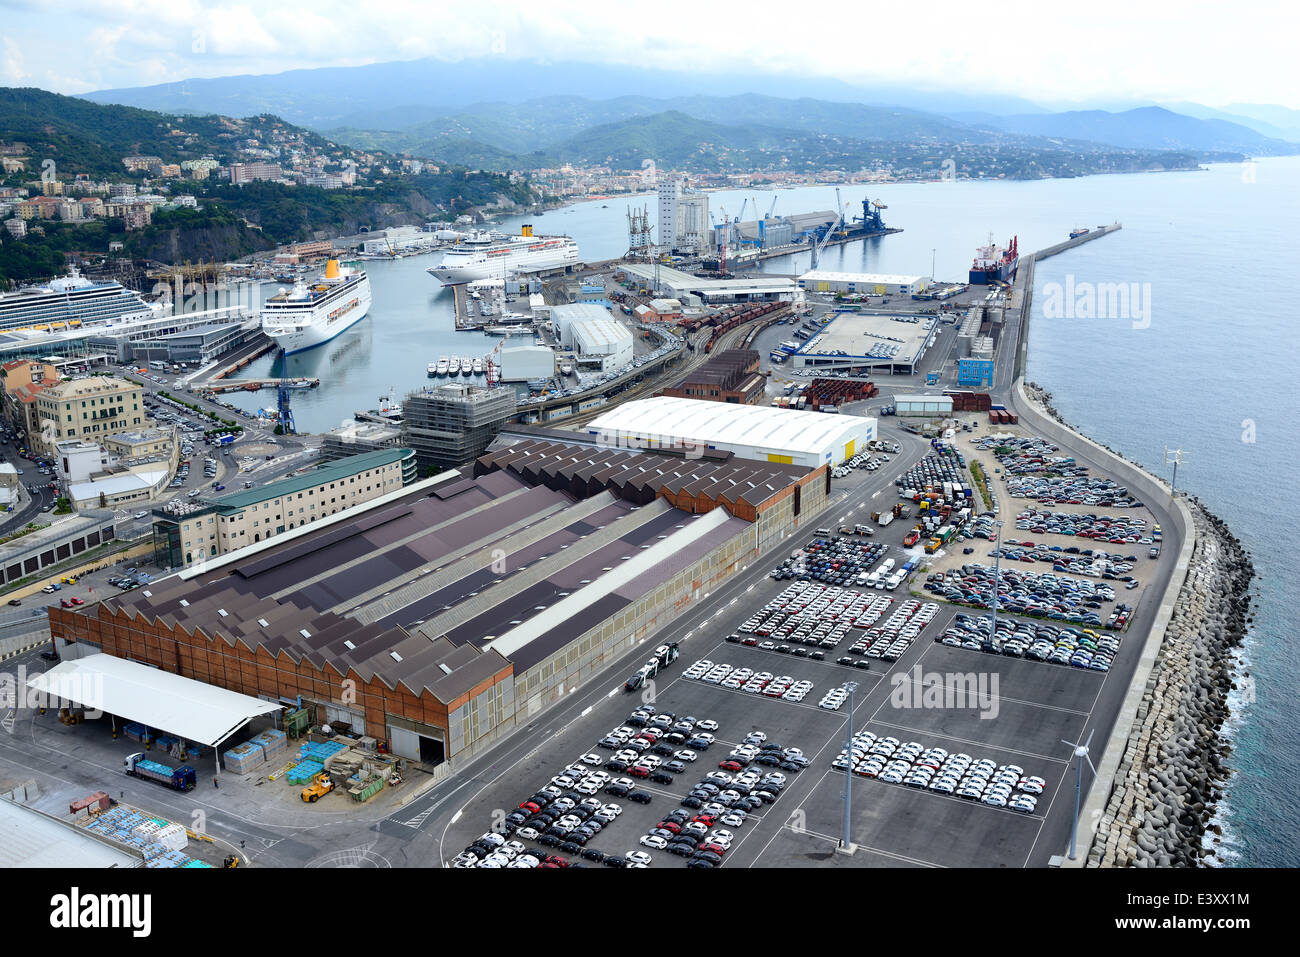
top-left (969, 235), bottom-right (1019, 285)
top-left (1069, 226), bottom-right (1091, 239)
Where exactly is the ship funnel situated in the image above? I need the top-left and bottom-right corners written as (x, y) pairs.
top-left (521, 224), bottom-right (533, 238)
top-left (324, 259), bottom-right (340, 279)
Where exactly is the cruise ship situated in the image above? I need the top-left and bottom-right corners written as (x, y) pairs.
top-left (0, 268), bottom-right (153, 334)
top-left (426, 226), bottom-right (580, 284)
top-left (261, 259), bottom-right (371, 355)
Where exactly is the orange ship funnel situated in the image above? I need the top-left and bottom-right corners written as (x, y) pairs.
top-left (324, 259), bottom-right (340, 278)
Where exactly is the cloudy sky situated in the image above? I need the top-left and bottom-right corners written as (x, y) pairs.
top-left (2, 0), bottom-right (1296, 109)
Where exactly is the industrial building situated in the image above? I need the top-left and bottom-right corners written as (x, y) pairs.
top-left (319, 419), bottom-right (404, 462)
top-left (893, 394), bottom-right (955, 418)
top-left (1, 510), bottom-right (118, 585)
top-left (618, 262), bottom-right (796, 304)
top-left (798, 270), bottom-right (930, 297)
top-left (401, 383), bottom-right (517, 474)
top-left (151, 447), bottom-right (416, 569)
top-left (498, 345), bottom-right (556, 383)
top-left (661, 349), bottom-right (765, 405)
top-left (119, 321), bottom-right (260, 366)
top-left (550, 303), bottom-right (633, 372)
top-left (782, 311), bottom-right (940, 376)
top-left (586, 395), bottom-right (876, 467)
top-left (657, 178), bottom-right (710, 255)
top-left (958, 356), bottom-right (995, 386)
top-left (47, 434), bottom-right (830, 771)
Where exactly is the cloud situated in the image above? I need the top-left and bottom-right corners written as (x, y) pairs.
top-left (3, 0), bottom-right (1296, 108)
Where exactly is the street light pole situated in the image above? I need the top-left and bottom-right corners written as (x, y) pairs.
top-left (1163, 446), bottom-right (1186, 500)
top-left (839, 680), bottom-right (859, 854)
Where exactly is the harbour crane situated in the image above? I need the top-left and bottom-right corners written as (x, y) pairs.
top-left (811, 191), bottom-right (852, 269)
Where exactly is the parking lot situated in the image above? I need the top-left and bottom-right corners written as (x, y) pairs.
top-left (439, 543), bottom-right (1125, 868)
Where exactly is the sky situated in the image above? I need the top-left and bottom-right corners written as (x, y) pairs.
top-left (1, 0), bottom-right (1297, 110)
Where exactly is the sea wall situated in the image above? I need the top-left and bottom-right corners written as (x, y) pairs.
top-left (1013, 380), bottom-right (1252, 866)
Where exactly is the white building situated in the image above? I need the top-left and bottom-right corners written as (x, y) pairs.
top-left (657, 178), bottom-right (710, 256)
top-left (587, 395), bottom-right (877, 468)
top-left (550, 303), bottom-right (633, 373)
top-left (798, 271), bottom-right (931, 296)
top-left (499, 345), bottom-right (556, 382)
top-left (893, 394), bottom-right (954, 418)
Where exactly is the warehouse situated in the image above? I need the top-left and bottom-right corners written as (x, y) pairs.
top-left (618, 263), bottom-right (797, 304)
top-left (586, 395), bottom-right (876, 467)
top-left (47, 439), bottom-right (828, 773)
top-left (894, 394), bottom-right (955, 417)
top-left (661, 348), bottom-right (765, 405)
top-left (550, 303), bottom-right (633, 372)
top-left (787, 310), bottom-right (939, 375)
top-left (497, 345), bottom-right (555, 382)
top-left (798, 270), bottom-right (930, 296)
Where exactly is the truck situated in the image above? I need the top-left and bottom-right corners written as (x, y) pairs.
top-left (123, 753), bottom-right (196, 792)
top-left (903, 530), bottom-right (921, 547)
top-left (877, 512), bottom-right (894, 527)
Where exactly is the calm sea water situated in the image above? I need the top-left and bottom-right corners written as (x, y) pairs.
top-left (231, 163), bottom-right (1297, 864)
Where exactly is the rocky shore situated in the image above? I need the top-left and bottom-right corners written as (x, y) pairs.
top-left (1025, 381), bottom-right (1255, 867)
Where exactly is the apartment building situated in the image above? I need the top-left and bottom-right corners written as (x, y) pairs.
top-left (32, 376), bottom-right (147, 454)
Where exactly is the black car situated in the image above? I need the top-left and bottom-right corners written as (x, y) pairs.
top-left (605, 759), bottom-right (630, 772)
top-left (680, 796), bottom-right (704, 809)
top-left (604, 782), bottom-right (632, 797)
top-left (853, 660), bottom-right (871, 670)
top-left (693, 850), bottom-right (724, 865)
top-left (725, 633), bottom-right (742, 643)
top-left (602, 856), bottom-right (627, 868)
top-left (687, 858), bottom-right (716, 868)
top-left (581, 848), bottom-right (605, 862)
top-left (686, 737), bottom-right (712, 750)
top-left (809, 650), bottom-right (826, 660)
top-left (666, 841), bottom-right (697, 857)
top-left (559, 841), bottom-right (583, 855)
top-left (628, 790), bottom-right (652, 805)
top-left (756, 753), bottom-right (782, 767)
top-left (649, 771), bottom-right (674, 785)
top-left (650, 743), bottom-right (675, 757)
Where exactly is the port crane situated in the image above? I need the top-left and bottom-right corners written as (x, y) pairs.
top-left (275, 351), bottom-right (296, 435)
top-left (810, 190), bottom-right (846, 270)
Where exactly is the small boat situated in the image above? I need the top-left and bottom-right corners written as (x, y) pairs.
top-left (427, 362), bottom-right (439, 376)
top-left (435, 355), bottom-right (449, 376)
top-left (448, 356), bottom-right (461, 375)
top-left (460, 355), bottom-right (473, 376)
top-left (472, 357), bottom-right (484, 375)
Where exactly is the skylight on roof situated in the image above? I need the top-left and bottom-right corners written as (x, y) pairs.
top-left (179, 599), bottom-right (189, 607)
top-left (300, 628), bottom-right (311, 638)
top-left (344, 640), bottom-right (355, 650)
top-left (216, 608), bottom-right (227, 616)
top-left (390, 651), bottom-right (403, 662)
top-left (438, 663), bottom-right (452, 675)
top-left (257, 618), bottom-right (269, 627)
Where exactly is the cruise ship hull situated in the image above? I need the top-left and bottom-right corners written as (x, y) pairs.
top-left (427, 245), bottom-right (580, 285)
top-left (263, 280), bottom-right (372, 355)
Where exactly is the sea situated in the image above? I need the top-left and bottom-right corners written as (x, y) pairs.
top-left (228, 159), bottom-right (1298, 865)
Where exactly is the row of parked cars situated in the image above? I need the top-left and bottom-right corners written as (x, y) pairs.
top-left (937, 613), bottom-right (1121, 671)
top-left (832, 730), bottom-right (1044, 812)
top-left (770, 535), bottom-right (889, 586)
top-left (924, 563), bottom-right (1117, 627)
top-left (839, 598), bottom-right (939, 664)
top-left (683, 659), bottom-right (817, 703)
top-left (975, 435), bottom-right (1089, 478)
top-left (1005, 475), bottom-right (1140, 509)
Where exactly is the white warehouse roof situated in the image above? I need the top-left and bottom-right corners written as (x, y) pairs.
top-left (587, 396), bottom-right (875, 467)
top-left (26, 653), bottom-right (281, 747)
top-left (799, 270), bottom-right (928, 285)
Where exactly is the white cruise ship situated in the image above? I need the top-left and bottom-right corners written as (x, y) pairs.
top-left (426, 226), bottom-right (579, 284)
top-left (0, 267), bottom-right (153, 334)
top-left (261, 260), bottom-right (371, 355)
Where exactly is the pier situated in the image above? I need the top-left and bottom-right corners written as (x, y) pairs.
top-left (197, 376), bottom-right (319, 394)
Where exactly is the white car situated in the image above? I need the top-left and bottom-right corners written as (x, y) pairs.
top-left (601, 803), bottom-right (623, 817)
top-left (640, 834), bottom-right (668, 849)
top-left (580, 753), bottom-right (603, 765)
top-left (696, 719), bottom-right (719, 732)
top-left (625, 850), bottom-right (653, 866)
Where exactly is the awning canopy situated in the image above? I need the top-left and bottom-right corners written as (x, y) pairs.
top-left (26, 653), bottom-right (280, 747)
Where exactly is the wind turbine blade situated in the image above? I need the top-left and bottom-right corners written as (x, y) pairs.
top-left (1084, 728), bottom-right (1094, 750)
top-left (1061, 739), bottom-right (1076, 750)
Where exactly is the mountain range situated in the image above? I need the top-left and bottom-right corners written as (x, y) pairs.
top-left (79, 57), bottom-right (1298, 173)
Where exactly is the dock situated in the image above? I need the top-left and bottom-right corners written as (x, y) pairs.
top-left (1030, 223), bottom-right (1122, 262)
top-left (197, 377), bottom-right (320, 394)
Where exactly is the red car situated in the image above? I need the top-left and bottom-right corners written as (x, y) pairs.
top-left (697, 842), bottom-right (727, 856)
top-left (519, 801), bottom-right (541, 813)
top-left (692, 813), bottom-right (718, 826)
top-left (70, 597), bottom-right (84, 606)
top-left (59, 598), bottom-right (73, 608)
top-left (718, 760), bottom-right (743, 772)
top-left (656, 820), bottom-right (683, 834)
top-left (628, 766), bottom-right (651, 778)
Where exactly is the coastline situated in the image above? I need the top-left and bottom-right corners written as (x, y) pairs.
top-left (1022, 382), bottom-right (1254, 866)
